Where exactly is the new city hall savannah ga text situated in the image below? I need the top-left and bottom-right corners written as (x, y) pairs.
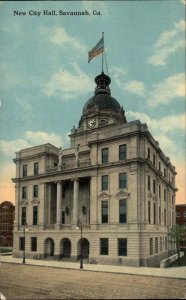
top-left (12, 70), bottom-right (177, 267)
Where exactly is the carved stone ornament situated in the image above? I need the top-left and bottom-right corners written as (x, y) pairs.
top-left (20, 199), bottom-right (28, 205)
top-left (148, 192), bottom-right (152, 198)
top-left (116, 190), bottom-right (130, 198)
top-left (153, 194), bottom-right (156, 200)
top-left (98, 191), bottom-right (110, 199)
top-left (31, 198), bottom-right (40, 205)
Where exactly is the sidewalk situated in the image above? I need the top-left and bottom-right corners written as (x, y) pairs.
top-left (0, 255), bottom-right (186, 279)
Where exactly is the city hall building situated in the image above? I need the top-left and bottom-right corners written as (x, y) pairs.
top-left (12, 72), bottom-right (177, 266)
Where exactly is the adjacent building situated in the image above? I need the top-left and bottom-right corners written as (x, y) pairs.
top-left (0, 201), bottom-right (15, 247)
top-left (176, 204), bottom-right (186, 226)
top-left (12, 72), bottom-right (177, 266)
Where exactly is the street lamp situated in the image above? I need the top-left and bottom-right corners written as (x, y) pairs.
top-left (76, 220), bottom-right (83, 269)
top-left (23, 221), bottom-right (28, 264)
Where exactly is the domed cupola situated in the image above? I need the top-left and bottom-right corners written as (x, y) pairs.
top-left (79, 72), bottom-right (127, 129)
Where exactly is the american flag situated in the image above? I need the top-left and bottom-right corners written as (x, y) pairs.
top-left (88, 37), bottom-right (104, 63)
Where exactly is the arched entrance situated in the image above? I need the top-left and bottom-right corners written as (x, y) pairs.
top-left (77, 238), bottom-right (89, 259)
top-left (44, 238), bottom-right (55, 257)
top-left (60, 238), bottom-right (71, 258)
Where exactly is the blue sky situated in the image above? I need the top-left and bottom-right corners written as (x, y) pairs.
top-left (0, 0), bottom-right (185, 203)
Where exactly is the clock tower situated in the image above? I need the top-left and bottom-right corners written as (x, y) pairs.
top-left (70, 72), bottom-right (127, 146)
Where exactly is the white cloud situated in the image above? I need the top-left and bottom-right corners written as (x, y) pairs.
top-left (0, 131), bottom-right (64, 158)
top-left (44, 63), bottom-right (93, 99)
top-left (49, 26), bottom-right (87, 53)
top-left (148, 20), bottom-right (185, 66)
top-left (148, 73), bottom-right (185, 107)
top-left (123, 80), bottom-right (146, 96)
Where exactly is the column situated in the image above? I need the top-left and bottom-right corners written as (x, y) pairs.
top-left (39, 183), bottom-right (46, 230)
top-left (73, 178), bottom-right (79, 226)
top-left (90, 176), bottom-right (97, 229)
top-left (56, 181), bottom-right (62, 227)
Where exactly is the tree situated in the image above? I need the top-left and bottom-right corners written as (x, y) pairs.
top-left (168, 224), bottom-right (186, 264)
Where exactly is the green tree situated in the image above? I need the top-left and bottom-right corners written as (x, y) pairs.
top-left (168, 224), bottom-right (186, 264)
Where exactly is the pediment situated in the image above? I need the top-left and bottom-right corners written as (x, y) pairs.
top-left (116, 190), bottom-right (130, 198)
top-left (98, 192), bottom-right (110, 199)
top-left (20, 199), bottom-right (28, 206)
top-left (31, 198), bottom-right (40, 205)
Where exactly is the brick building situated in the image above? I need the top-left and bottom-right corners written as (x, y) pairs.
top-left (0, 201), bottom-right (15, 247)
top-left (176, 204), bottom-right (186, 226)
top-left (12, 72), bottom-right (177, 266)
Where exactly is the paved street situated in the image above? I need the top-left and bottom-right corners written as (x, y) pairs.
top-left (0, 263), bottom-right (186, 299)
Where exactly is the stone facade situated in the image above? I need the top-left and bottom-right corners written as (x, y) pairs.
top-left (12, 73), bottom-right (177, 266)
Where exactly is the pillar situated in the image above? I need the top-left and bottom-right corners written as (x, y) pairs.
top-left (56, 181), bottom-right (62, 226)
top-left (73, 178), bottom-right (79, 226)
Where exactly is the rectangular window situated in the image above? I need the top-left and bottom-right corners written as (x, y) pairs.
top-left (148, 201), bottom-right (151, 223)
top-left (100, 238), bottom-right (108, 255)
top-left (159, 206), bottom-right (161, 224)
top-left (119, 144), bottom-right (127, 160)
top-left (23, 165), bottom-right (27, 177)
top-left (164, 209), bottom-right (166, 226)
top-left (164, 168), bottom-right (166, 178)
top-left (153, 154), bottom-right (156, 166)
top-left (159, 162), bottom-right (161, 172)
top-left (31, 237), bottom-right (37, 252)
top-left (153, 179), bottom-right (156, 194)
top-left (19, 237), bottom-right (25, 251)
top-left (102, 148), bottom-right (108, 163)
top-left (118, 238), bottom-right (127, 256)
top-left (159, 185), bottom-right (161, 198)
top-left (150, 238), bottom-right (153, 255)
top-left (33, 206), bottom-right (38, 226)
top-left (62, 211), bottom-right (65, 224)
top-left (34, 162), bottom-right (39, 175)
top-left (165, 237), bottom-right (167, 250)
top-left (148, 176), bottom-right (151, 191)
top-left (164, 189), bottom-right (166, 201)
top-left (147, 148), bottom-right (150, 160)
top-left (21, 207), bottom-right (26, 225)
top-left (155, 237), bottom-right (158, 253)
top-left (22, 186), bottom-right (27, 199)
top-left (154, 203), bottom-right (156, 224)
top-left (102, 201), bottom-right (108, 223)
top-left (176, 212), bottom-right (180, 217)
top-left (119, 173), bottom-right (127, 189)
top-left (160, 237), bottom-right (162, 252)
top-left (102, 175), bottom-right (108, 190)
top-left (33, 185), bottom-right (39, 198)
top-left (119, 199), bottom-right (127, 223)
top-left (172, 195), bottom-right (174, 205)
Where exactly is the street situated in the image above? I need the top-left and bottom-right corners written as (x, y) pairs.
top-left (0, 263), bottom-right (186, 299)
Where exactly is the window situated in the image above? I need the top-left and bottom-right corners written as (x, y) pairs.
top-left (31, 237), bottom-right (37, 252)
top-left (118, 238), bottom-right (127, 256)
top-left (150, 238), bottom-right (153, 255)
top-left (102, 148), bottom-right (108, 163)
top-left (33, 206), bottom-right (38, 225)
top-left (165, 237), bottom-right (167, 250)
top-left (119, 173), bottom-right (127, 189)
top-left (176, 212), bottom-right (180, 217)
top-left (153, 179), bottom-right (156, 194)
top-left (19, 237), bottom-right (25, 251)
top-left (119, 144), bottom-right (127, 160)
top-left (159, 185), bottom-right (161, 198)
top-left (119, 200), bottom-right (127, 223)
top-left (21, 207), bottom-right (26, 225)
top-left (155, 237), bottom-right (158, 253)
top-left (159, 206), bottom-right (161, 224)
top-left (159, 162), bottom-right (161, 172)
top-left (154, 203), bottom-right (156, 224)
top-left (147, 148), bottom-right (150, 160)
top-left (33, 185), bottom-right (38, 198)
top-left (160, 237), bottom-right (162, 252)
top-left (153, 154), bottom-right (156, 166)
top-left (184, 211), bottom-right (186, 217)
top-left (23, 165), bottom-right (27, 177)
top-left (148, 176), bottom-right (151, 191)
top-left (164, 209), bottom-right (166, 226)
top-left (164, 189), bottom-right (166, 201)
top-left (102, 175), bottom-right (108, 190)
top-left (34, 162), bottom-right (39, 175)
top-left (22, 186), bottom-right (27, 199)
top-left (148, 201), bottom-right (151, 223)
top-left (164, 168), bottom-right (166, 178)
top-left (62, 211), bottom-right (65, 224)
top-left (172, 195), bottom-right (174, 205)
top-left (101, 201), bottom-right (108, 223)
top-left (100, 238), bottom-right (108, 255)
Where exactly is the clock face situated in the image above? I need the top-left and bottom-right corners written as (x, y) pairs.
top-left (87, 118), bottom-right (96, 128)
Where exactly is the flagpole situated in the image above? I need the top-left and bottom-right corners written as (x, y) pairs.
top-left (102, 32), bottom-right (104, 73)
